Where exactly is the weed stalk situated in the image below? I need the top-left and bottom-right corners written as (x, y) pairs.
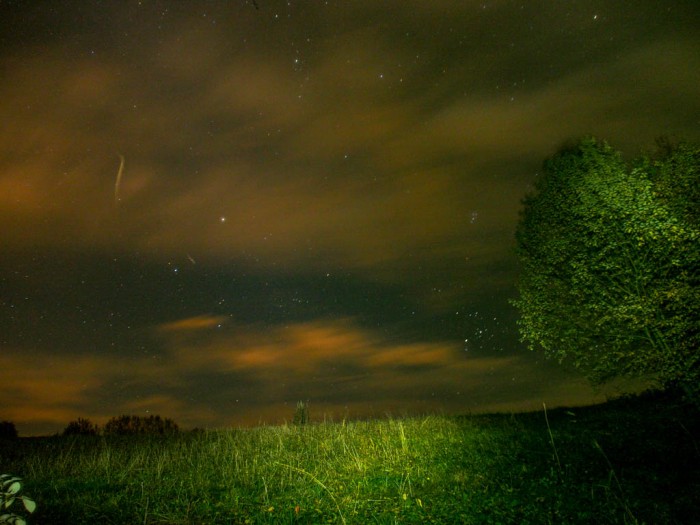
top-left (543, 403), bottom-right (562, 476)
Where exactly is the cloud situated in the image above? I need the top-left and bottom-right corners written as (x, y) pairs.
top-left (0, 351), bottom-right (113, 428)
top-left (157, 316), bottom-right (459, 374)
top-left (0, 11), bottom-right (497, 279)
top-left (1, 314), bottom-right (634, 435)
top-left (3, 8), bottom-right (696, 284)
top-left (416, 37), bottom-right (700, 162)
top-left (158, 315), bottom-right (229, 332)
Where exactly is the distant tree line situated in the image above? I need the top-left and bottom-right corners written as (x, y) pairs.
top-left (63, 415), bottom-right (180, 436)
top-left (0, 416), bottom-right (181, 438)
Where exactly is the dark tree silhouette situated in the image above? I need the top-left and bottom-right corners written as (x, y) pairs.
top-left (0, 421), bottom-right (17, 439)
top-left (103, 415), bottom-right (179, 436)
top-left (63, 417), bottom-right (99, 436)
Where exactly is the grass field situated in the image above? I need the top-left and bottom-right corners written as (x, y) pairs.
top-left (1, 390), bottom-right (699, 524)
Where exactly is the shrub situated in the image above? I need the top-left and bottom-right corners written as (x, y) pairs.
top-left (0, 473), bottom-right (36, 525)
top-left (63, 417), bottom-right (99, 436)
top-left (0, 421), bottom-right (17, 440)
top-left (103, 415), bottom-right (179, 436)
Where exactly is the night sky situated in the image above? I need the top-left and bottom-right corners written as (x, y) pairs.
top-left (1, 1), bottom-right (699, 436)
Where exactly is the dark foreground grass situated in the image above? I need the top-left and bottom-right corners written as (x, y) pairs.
top-left (1, 391), bottom-right (699, 524)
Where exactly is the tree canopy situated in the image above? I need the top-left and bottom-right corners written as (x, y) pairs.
top-left (512, 137), bottom-right (699, 394)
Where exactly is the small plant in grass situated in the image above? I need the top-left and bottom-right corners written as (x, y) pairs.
top-left (0, 474), bottom-right (36, 525)
top-left (293, 401), bottom-right (309, 425)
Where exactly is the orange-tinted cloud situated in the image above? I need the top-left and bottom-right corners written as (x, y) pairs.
top-left (0, 315), bottom-right (642, 435)
top-left (158, 315), bottom-right (229, 332)
top-left (2, 17), bottom-right (697, 282)
top-left (0, 351), bottom-right (112, 428)
top-left (157, 317), bottom-right (459, 375)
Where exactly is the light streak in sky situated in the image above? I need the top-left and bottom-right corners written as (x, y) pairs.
top-left (114, 154), bottom-right (125, 205)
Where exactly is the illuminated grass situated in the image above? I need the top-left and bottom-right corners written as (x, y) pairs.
top-left (1, 391), bottom-right (698, 524)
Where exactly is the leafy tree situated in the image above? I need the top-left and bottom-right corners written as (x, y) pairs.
top-left (0, 421), bottom-right (17, 440)
top-left (63, 417), bottom-right (99, 436)
top-left (648, 137), bottom-right (700, 226)
top-left (512, 137), bottom-right (699, 395)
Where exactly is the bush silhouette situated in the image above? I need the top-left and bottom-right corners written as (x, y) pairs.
top-left (0, 421), bottom-right (18, 439)
top-left (103, 415), bottom-right (179, 436)
top-left (63, 417), bottom-right (99, 436)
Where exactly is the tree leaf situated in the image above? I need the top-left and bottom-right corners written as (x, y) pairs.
top-left (21, 497), bottom-right (36, 513)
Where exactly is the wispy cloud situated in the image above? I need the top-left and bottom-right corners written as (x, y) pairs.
top-left (158, 315), bottom-right (229, 332)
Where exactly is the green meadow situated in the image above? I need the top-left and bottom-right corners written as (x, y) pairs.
top-left (2, 391), bottom-right (699, 524)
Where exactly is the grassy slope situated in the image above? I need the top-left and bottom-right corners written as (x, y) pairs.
top-left (1, 391), bottom-right (699, 524)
